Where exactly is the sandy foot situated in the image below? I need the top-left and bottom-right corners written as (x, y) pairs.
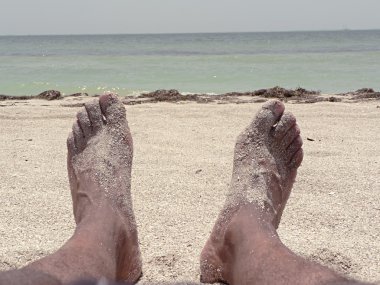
top-left (67, 94), bottom-right (142, 282)
top-left (200, 99), bottom-right (303, 283)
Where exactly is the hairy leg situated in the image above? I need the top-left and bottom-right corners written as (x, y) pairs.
top-left (200, 100), bottom-right (370, 285)
top-left (0, 94), bottom-right (141, 285)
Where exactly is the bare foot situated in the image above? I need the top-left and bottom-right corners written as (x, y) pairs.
top-left (200, 100), bottom-right (303, 283)
top-left (67, 94), bottom-right (142, 283)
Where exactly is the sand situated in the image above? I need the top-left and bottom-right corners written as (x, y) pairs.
top-left (0, 97), bottom-right (379, 284)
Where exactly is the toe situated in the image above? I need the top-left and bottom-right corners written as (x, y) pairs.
top-left (99, 93), bottom-right (126, 125)
top-left (281, 124), bottom-right (301, 149)
top-left (72, 122), bottom-right (86, 151)
top-left (289, 148), bottom-right (304, 168)
top-left (85, 100), bottom-right (104, 133)
top-left (66, 132), bottom-right (78, 179)
top-left (251, 100), bottom-right (285, 133)
top-left (76, 109), bottom-right (92, 137)
top-left (286, 136), bottom-right (303, 163)
top-left (272, 112), bottom-right (297, 139)
top-left (67, 132), bottom-right (77, 157)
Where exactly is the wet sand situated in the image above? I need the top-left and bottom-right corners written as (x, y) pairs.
top-left (0, 97), bottom-right (379, 284)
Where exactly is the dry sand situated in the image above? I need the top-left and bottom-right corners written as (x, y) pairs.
top-left (0, 97), bottom-right (379, 284)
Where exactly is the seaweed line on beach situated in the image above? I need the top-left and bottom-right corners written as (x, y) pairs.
top-left (1, 87), bottom-right (379, 106)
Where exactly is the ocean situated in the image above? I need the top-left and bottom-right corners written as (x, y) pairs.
top-left (1, 30), bottom-right (380, 96)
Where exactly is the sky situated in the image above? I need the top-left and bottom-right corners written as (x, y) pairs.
top-left (0, 0), bottom-right (379, 35)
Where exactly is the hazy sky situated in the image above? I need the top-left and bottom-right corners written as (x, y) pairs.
top-left (1, 0), bottom-right (379, 35)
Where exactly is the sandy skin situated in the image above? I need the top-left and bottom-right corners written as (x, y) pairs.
top-left (66, 94), bottom-right (142, 282)
top-left (22, 94), bottom-right (142, 284)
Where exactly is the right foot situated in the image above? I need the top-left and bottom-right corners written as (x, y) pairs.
top-left (200, 100), bottom-right (303, 283)
top-left (67, 94), bottom-right (142, 283)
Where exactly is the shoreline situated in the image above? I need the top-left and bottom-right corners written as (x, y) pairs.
top-left (1, 87), bottom-right (379, 106)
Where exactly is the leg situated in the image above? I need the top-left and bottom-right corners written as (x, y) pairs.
top-left (200, 100), bottom-right (370, 285)
top-left (0, 94), bottom-right (142, 285)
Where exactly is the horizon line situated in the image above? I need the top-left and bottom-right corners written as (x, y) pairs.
top-left (1, 28), bottom-right (379, 37)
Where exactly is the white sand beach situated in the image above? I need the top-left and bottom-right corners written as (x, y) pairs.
top-left (0, 97), bottom-right (379, 284)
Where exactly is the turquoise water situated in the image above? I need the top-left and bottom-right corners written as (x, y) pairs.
top-left (1, 30), bottom-right (380, 96)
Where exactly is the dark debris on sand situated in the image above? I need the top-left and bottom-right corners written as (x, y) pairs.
top-left (0, 95), bottom-right (34, 101)
top-left (249, 86), bottom-right (320, 98)
top-left (339, 88), bottom-right (380, 101)
top-left (0, 90), bottom-right (63, 101)
top-left (124, 86), bottom-right (379, 105)
top-left (36, 90), bottom-right (63, 100)
top-left (0, 90), bottom-right (87, 101)
top-left (1, 87), bottom-right (379, 105)
top-left (122, 86), bottom-right (323, 105)
top-left (137, 89), bottom-right (199, 102)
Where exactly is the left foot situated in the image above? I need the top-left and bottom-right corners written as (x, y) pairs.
top-left (200, 100), bottom-right (303, 284)
top-left (67, 94), bottom-right (142, 282)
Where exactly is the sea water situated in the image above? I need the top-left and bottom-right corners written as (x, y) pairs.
top-left (0, 30), bottom-right (380, 96)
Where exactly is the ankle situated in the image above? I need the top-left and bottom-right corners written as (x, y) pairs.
top-left (224, 204), bottom-right (278, 256)
top-left (230, 203), bottom-right (276, 232)
top-left (214, 205), bottom-right (279, 284)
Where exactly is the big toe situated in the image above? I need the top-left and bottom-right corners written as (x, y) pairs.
top-left (251, 100), bottom-right (285, 133)
top-left (99, 93), bottom-right (126, 125)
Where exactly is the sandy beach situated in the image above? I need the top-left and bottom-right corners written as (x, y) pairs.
top-left (0, 97), bottom-right (379, 284)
